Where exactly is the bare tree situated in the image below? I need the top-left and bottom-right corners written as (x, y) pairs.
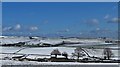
top-left (74, 47), bottom-right (86, 60)
top-left (103, 48), bottom-right (113, 60)
top-left (51, 49), bottom-right (61, 58)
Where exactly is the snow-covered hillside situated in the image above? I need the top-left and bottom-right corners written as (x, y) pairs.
top-left (0, 36), bottom-right (116, 47)
top-left (0, 36), bottom-right (119, 64)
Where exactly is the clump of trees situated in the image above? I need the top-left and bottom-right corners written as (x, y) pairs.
top-left (72, 47), bottom-right (86, 61)
top-left (51, 49), bottom-right (61, 58)
top-left (51, 49), bottom-right (69, 59)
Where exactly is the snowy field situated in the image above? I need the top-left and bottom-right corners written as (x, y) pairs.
top-left (1, 46), bottom-right (119, 60)
top-left (1, 36), bottom-right (116, 47)
top-left (1, 60), bottom-right (119, 65)
top-left (0, 36), bottom-right (120, 65)
top-left (1, 47), bottom-right (24, 53)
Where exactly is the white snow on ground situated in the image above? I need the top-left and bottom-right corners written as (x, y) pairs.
top-left (0, 37), bottom-right (30, 45)
top-left (83, 48), bottom-right (119, 59)
top-left (24, 39), bottom-right (64, 46)
top-left (0, 54), bottom-right (24, 60)
top-left (40, 39), bottom-right (63, 45)
top-left (1, 60), bottom-right (119, 65)
top-left (0, 36), bottom-right (119, 64)
top-left (1, 47), bottom-right (22, 53)
top-left (18, 47), bottom-right (75, 56)
top-left (83, 48), bottom-right (103, 57)
top-left (1, 47), bottom-right (119, 60)
top-left (63, 38), bottom-right (103, 43)
top-left (64, 42), bottom-right (114, 47)
top-left (25, 55), bottom-right (51, 59)
top-left (1, 36), bottom-right (112, 46)
top-left (1, 60), bottom-right (40, 65)
top-left (25, 40), bottom-right (41, 45)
